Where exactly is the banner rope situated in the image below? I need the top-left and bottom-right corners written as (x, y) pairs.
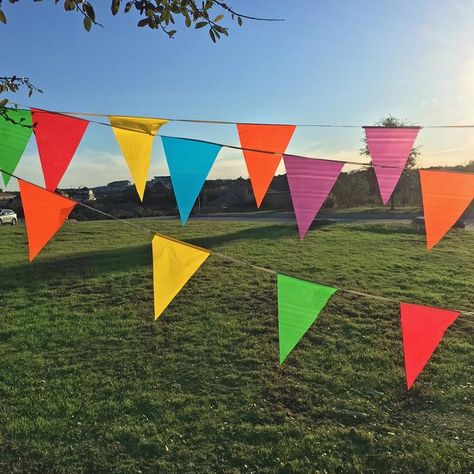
top-left (6, 106), bottom-right (474, 172)
top-left (9, 103), bottom-right (474, 128)
top-left (1, 168), bottom-right (473, 317)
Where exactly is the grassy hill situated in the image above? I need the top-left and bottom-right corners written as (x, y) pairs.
top-left (0, 218), bottom-right (472, 473)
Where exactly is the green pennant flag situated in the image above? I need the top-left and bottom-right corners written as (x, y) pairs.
top-left (278, 274), bottom-right (336, 364)
top-left (0, 109), bottom-right (33, 185)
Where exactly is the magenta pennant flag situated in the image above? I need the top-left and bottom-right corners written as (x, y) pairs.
top-left (283, 155), bottom-right (344, 239)
top-left (364, 127), bottom-right (420, 205)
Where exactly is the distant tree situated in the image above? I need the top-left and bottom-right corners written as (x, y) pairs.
top-left (0, 1), bottom-right (282, 122)
top-left (360, 115), bottom-right (421, 209)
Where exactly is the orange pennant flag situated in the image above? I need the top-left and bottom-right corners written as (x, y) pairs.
top-left (18, 179), bottom-right (77, 261)
top-left (419, 170), bottom-right (474, 250)
top-left (237, 124), bottom-right (295, 207)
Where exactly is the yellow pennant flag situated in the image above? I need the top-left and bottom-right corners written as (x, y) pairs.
top-left (152, 235), bottom-right (210, 319)
top-left (109, 116), bottom-right (168, 200)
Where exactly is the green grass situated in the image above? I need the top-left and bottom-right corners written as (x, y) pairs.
top-left (0, 219), bottom-right (472, 473)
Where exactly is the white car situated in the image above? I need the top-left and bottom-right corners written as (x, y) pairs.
top-left (0, 209), bottom-right (17, 226)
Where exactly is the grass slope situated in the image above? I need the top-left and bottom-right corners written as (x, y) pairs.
top-left (0, 219), bottom-right (472, 473)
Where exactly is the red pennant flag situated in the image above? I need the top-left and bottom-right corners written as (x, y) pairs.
top-left (32, 109), bottom-right (89, 191)
top-left (237, 124), bottom-right (295, 207)
top-left (400, 302), bottom-right (460, 389)
top-left (419, 170), bottom-right (474, 250)
top-left (18, 179), bottom-right (77, 261)
top-left (364, 127), bottom-right (420, 205)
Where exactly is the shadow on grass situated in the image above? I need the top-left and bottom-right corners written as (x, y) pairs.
top-left (341, 223), bottom-right (421, 235)
top-left (0, 224), bottom-right (295, 285)
top-left (1, 221), bottom-right (339, 287)
top-left (186, 222), bottom-right (336, 248)
top-left (0, 244), bottom-right (152, 288)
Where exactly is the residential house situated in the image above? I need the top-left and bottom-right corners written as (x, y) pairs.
top-left (107, 180), bottom-right (131, 192)
top-left (60, 187), bottom-right (95, 202)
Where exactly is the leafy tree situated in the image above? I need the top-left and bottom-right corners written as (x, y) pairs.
top-left (0, 1), bottom-right (282, 121)
top-left (0, 0), bottom-right (282, 38)
top-left (0, 76), bottom-right (42, 123)
top-left (360, 115), bottom-right (421, 209)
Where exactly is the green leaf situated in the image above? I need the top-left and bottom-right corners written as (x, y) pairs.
top-left (83, 16), bottom-right (92, 31)
top-left (195, 21), bottom-right (207, 29)
top-left (209, 28), bottom-right (216, 42)
top-left (124, 2), bottom-right (132, 13)
top-left (64, 0), bottom-right (75, 12)
top-left (111, 0), bottom-right (120, 16)
top-left (170, 4), bottom-right (180, 14)
top-left (184, 14), bottom-right (191, 27)
top-left (213, 25), bottom-right (227, 34)
top-left (238, 16), bottom-right (243, 26)
top-left (214, 14), bottom-right (224, 22)
top-left (83, 3), bottom-right (95, 21)
top-left (0, 99), bottom-right (9, 107)
top-left (0, 9), bottom-right (7, 24)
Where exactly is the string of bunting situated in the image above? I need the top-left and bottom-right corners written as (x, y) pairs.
top-left (10, 103), bottom-right (474, 127)
top-left (1, 105), bottom-right (473, 390)
top-left (1, 106), bottom-right (473, 247)
top-left (1, 167), bottom-right (473, 391)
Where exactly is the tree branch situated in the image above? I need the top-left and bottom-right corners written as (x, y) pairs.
top-left (212, 1), bottom-right (284, 22)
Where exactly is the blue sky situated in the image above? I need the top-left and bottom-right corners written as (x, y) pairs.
top-left (1, 0), bottom-right (473, 189)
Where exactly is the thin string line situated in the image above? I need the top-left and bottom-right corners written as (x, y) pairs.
top-left (9, 102), bottom-right (474, 128)
top-left (1, 168), bottom-right (472, 316)
top-left (1, 105), bottom-right (448, 171)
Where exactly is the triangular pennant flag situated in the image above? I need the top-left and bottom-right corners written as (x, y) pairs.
top-left (152, 235), bottom-right (210, 319)
top-left (237, 124), bottom-right (295, 207)
top-left (161, 137), bottom-right (222, 224)
top-left (278, 274), bottom-right (336, 364)
top-left (31, 109), bottom-right (89, 191)
top-left (419, 170), bottom-right (474, 250)
top-left (400, 302), bottom-right (460, 389)
top-left (364, 127), bottom-right (420, 205)
top-left (0, 109), bottom-right (33, 186)
top-left (283, 155), bottom-right (344, 239)
top-left (109, 116), bottom-right (168, 201)
top-left (18, 179), bottom-right (77, 261)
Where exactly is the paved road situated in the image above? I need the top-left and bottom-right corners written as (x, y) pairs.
top-left (186, 212), bottom-right (474, 229)
top-left (48, 211), bottom-right (472, 230)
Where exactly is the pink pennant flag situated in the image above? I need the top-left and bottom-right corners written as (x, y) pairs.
top-left (364, 127), bottom-right (420, 205)
top-left (283, 155), bottom-right (344, 239)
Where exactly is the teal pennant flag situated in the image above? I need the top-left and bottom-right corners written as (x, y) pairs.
top-left (161, 137), bottom-right (222, 224)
